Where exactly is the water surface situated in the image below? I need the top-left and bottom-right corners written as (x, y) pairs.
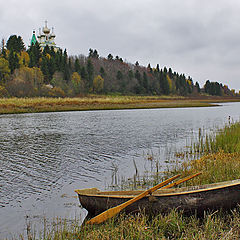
top-left (0, 102), bottom-right (239, 238)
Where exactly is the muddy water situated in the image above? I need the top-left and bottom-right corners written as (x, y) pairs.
top-left (0, 102), bottom-right (239, 238)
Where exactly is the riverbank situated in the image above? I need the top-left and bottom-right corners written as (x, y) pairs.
top-left (0, 95), bottom-right (240, 114)
top-left (74, 122), bottom-right (240, 239)
top-left (19, 121), bottom-right (240, 239)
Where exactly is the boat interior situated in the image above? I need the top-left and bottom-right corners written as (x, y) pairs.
top-left (75, 179), bottom-right (240, 197)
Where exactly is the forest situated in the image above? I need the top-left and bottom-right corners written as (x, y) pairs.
top-left (0, 34), bottom-right (236, 98)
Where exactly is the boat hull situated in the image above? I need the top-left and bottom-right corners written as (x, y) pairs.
top-left (76, 180), bottom-right (240, 217)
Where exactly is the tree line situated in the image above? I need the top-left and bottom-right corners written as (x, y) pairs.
top-left (0, 34), bottom-right (236, 97)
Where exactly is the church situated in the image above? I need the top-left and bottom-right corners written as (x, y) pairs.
top-left (30, 21), bottom-right (59, 51)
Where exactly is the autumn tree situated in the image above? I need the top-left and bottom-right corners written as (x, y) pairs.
top-left (0, 57), bottom-right (10, 84)
top-left (93, 75), bottom-right (104, 93)
top-left (19, 51), bottom-right (30, 67)
top-left (71, 72), bottom-right (83, 95)
top-left (7, 67), bottom-right (43, 97)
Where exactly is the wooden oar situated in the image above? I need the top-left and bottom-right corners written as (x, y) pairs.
top-left (161, 172), bottom-right (202, 189)
top-left (86, 174), bottom-right (181, 225)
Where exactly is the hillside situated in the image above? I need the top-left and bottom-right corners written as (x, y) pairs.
top-left (0, 35), bottom-right (237, 98)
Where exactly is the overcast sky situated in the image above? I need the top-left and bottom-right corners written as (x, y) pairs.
top-left (1, 0), bottom-right (240, 90)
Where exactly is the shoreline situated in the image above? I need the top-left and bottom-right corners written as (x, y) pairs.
top-left (0, 95), bottom-right (239, 115)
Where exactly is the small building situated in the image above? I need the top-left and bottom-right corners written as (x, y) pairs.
top-left (30, 21), bottom-right (59, 51)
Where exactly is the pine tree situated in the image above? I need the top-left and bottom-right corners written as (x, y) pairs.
top-left (8, 50), bottom-right (19, 73)
top-left (143, 72), bottom-right (149, 93)
top-left (28, 42), bottom-right (41, 67)
top-left (6, 35), bottom-right (25, 52)
top-left (74, 59), bottom-right (81, 73)
top-left (80, 66), bottom-right (87, 80)
top-left (195, 81), bottom-right (200, 93)
top-left (86, 59), bottom-right (94, 88)
top-left (147, 63), bottom-right (152, 72)
top-left (107, 54), bottom-right (113, 60)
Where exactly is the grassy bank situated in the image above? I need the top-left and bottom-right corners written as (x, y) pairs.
top-left (17, 121), bottom-right (240, 240)
top-left (1, 95), bottom-right (239, 114)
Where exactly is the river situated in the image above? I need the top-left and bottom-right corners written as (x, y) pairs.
top-left (0, 102), bottom-right (239, 238)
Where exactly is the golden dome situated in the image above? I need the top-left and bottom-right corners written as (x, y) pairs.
top-left (43, 20), bottom-right (50, 34)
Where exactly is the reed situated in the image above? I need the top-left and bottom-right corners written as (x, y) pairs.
top-left (165, 121), bottom-right (240, 186)
top-left (29, 209), bottom-right (240, 239)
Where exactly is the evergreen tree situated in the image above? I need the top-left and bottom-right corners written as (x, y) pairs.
top-left (62, 49), bottom-right (70, 81)
top-left (107, 54), bottom-right (113, 60)
top-left (6, 35), bottom-right (25, 52)
top-left (86, 59), bottom-right (94, 88)
top-left (93, 49), bottom-right (99, 58)
top-left (80, 66), bottom-right (87, 80)
top-left (28, 42), bottom-right (41, 67)
top-left (88, 48), bottom-right (93, 58)
top-left (40, 56), bottom-right (50, 83)
top-left (168, 68), bottom-right (173, 78)
top-left (143, 72), bottom-right (149, 93)
top-left (8, 50), bottom-right (19, 73)
top-left (147, 63), bottom-right (152, 72)
top-left (195, 81), bottom-right (200, 93)
top-left (74, 59), bottom-right (81, 73)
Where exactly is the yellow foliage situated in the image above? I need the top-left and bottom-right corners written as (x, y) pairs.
top-left (0, 85), bottom-right (8, 97)
top-left (187, 79), bottom-right (192, 86)
top-left (93, 75), bottom-right (104, 93)
top-left (49, 87), bottom-right (65, 97)
top-left (46, 53), bottom-right (51, 59)
top-left (19, 51), bottom-right (30, 67)
top-left (15, 66), bottom-right (43, 83)
top-left (71, 72), bottom-right (82, 94)
top-left (0, 57), bottom-right (10, 83)
top-left (71, 72), bottom-right (81, 84)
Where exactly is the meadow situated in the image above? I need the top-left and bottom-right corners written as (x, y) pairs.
top-left (0, 95), bottom-right (238, 114)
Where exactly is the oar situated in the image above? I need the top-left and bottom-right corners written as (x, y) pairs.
top-left (86, 174), bottom-right (181, 225)
top-left (161, 172), bottom-right (202, 189)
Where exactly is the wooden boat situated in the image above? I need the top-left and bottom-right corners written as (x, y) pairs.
top-left (75, 179), bottom-right (240, 217)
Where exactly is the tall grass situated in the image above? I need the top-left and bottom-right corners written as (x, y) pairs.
top-left (165, 121), bottom-right (240, 186)
top-left (28, 209), bottom-right (240, 239)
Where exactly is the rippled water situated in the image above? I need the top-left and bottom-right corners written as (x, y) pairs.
top-left (0, 102), bottom-right (239, 238)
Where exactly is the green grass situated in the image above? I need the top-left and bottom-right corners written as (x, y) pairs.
top-left (26, 209), bottom-right (240, 239)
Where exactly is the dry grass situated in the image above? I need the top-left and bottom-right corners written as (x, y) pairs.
top-left (0, 95), bottom-right (227, 114)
